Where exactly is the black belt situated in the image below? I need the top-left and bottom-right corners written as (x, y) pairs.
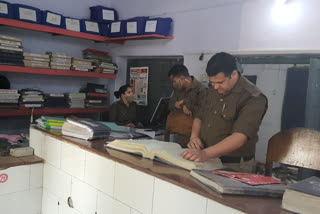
top-left (220, 155), bottom-right (254, 164)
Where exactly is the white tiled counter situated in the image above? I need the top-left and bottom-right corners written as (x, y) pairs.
top-left (0, 156), bottom-right (43, 214)
top-left (29, 126), bottom-right (285, 214)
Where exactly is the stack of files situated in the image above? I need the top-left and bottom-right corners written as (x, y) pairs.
top-left (190, 170), bottom-right (286, 197)
top-left (95, 62), bottom-right (118, 74)
top-left (36, 116), bottom-right (66, 131)
top-left (62, 117), bottom-right (111, 140)
top-left (23, 53), bottom-right (50, 68)
top-left (71, 58), bottom-right (94, 72)
top-left (82, 49), bottom-right (111, 63)
top-left (0, 35), bottom-right (24, 66)
top-left (282, 176), bottom-right (320, 213)
top-left (68, 93), bottom-right (85, 108)
top-left (19, 89), bottom-right (44, 109)
top-left (44, 93), bottom-right (69, 108)
top-left (86, 92), bottom-right (108, 108)
top-left (81, 83), bottom-right (108, 108)
top-left (47, 52), bottom-right (72, 70)
top-left (0, 89), bottom-right (20, 109)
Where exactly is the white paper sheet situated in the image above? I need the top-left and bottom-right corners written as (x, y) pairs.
top-left (66, 18), bottom-right (80, 32)
top-left (0, 3), bottom-right (8, 14)
top-left (145, 20), bottom-right (157, 33)
top-left (46, 12), bottom-right (61, 25)
top-left (19, 8), bottom-right (36, 22)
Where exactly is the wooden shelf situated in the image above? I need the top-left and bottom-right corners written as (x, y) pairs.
top-left (0, 65), bottom-right (117, 79)
top-left (0, 18), bottom-right (174, 43)
top-left (108, 34), bottom-right (174, 41)
top-left (0, 108), bottom-right (109, 117)
top-left (0, 17), bottom-right (115, 43)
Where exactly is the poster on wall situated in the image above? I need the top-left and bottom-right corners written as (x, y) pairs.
top-left (130, 66), bottom-right (149, 106)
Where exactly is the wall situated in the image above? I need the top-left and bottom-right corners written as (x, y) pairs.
top-left (108, 0), bottom-right (242, 57)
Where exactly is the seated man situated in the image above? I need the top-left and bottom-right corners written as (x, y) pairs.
top-left (167, 64), bottom-right (206, 147)
top-left (181, 52), bottom-right (268, 173)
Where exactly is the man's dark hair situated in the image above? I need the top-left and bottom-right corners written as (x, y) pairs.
top-left (168, 64), bottom-right (190, 78)
top-left (206, 52), bottom-right (237, 77)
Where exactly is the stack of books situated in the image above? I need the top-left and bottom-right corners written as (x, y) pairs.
top-left (0, 35), bottom-right (24, 66)
top-left (0, 89), bottom-right (20, 109)
top-left (23, 53), bottom-right (50, 68)
top-left (82, 48), bottom-right (117, 74)
top-left (36, 116), bottom-right (66, 131)
top-left (19, 89), bottom-right (44, 109)
top-left (67, 93), bottom-right (86, 108)
top-left (71, 58), bottom-right (94, 72)
top-left (282, 176), bottom-right (320, 213)
top-left (47, 52), bottom-right (72, 70)
top-left (44, 93), bottom-right (69, 108)
top-left (81, 83), bottom-right (108, 108)
top-left (96, 62), bottom-right (118, 74)
top-left (62, 117), bottom-right (111, 140)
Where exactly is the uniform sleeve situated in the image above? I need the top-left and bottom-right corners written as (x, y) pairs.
top-left (232, 95), bottom-right (267, 139)
top-left (109, 103), bottom-right (118, 122)
top-left (194, 90), bottom-right (207, 120)
top-left (168, 90), bottom-right (178, 112)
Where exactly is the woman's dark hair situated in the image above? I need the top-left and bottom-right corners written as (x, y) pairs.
top-left (114, 84), bottom-right (131, 99)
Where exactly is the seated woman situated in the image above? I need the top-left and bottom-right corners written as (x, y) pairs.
top-left (110, 84), bottom-right (143, 128)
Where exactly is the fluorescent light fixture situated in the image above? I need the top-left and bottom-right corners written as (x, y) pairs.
top-left (272, 0), bottom-right (301, 25)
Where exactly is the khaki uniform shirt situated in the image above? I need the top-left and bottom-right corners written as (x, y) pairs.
top-left (168, 76), bottom-right (206, 115)
top-left (196, 75), bottom-right (268, 157)
top-left (110, 100), bottom-right (137, 126)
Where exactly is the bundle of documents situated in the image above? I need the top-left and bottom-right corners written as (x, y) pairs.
top-left (19, 89), bottom-right (44, 109)
top-left (0, 89), bottom-right (20, 109)
top-left (67, 93), bottom-right (86, 108)
top-left (0, 35), bottom-right (24, 66)
top-left (82, 48), bottom-right (117, 74)
top-left (44, 93), bottom-right (69, 108)
top-left (47, 52), bottom-right (72, 70)
top-left (36, 116), bottom-right (66, 131)
top-left (282, 176), bottom-right (320, 213)
top-left (23, 53), bottom-right (50, 68)
top-left (81, 83), bottom-right (108, 108)
top-left (190, 170), bottom-right (285, 197)
top-left (94, 62), bottom-right (118, 74)
top-left (62, 117), bottom-right (111, 140)
top-left (71, 58), bottom-right (94, 72)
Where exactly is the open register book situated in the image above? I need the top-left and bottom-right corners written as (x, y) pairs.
top-left (106, 139), bottom-right (223, 171)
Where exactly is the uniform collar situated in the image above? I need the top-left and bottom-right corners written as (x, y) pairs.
top-left (186, 76), bottom-right (197, 91)
top-left (229, 74), bottom-right (245, 93)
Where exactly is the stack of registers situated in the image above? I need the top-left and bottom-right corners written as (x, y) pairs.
top-left (19, 89), bottom-right (44, 109)
top-left (0, 35), bottom-right (23, 66)
top-left (47, 52), bottom-right (72, 70)
top-left (71, 58), bottom-right (94, 72)
top-left (81, 83), bottom-right (108, 108)
top-left (36, 116), bottom-right (66, 131)
top-left (44, 93), bottom-right (69, 108)
top-left (0, 89), bottom-right (20, 109)
top-left (67, 93), bottom-right (86, 108)
top-left (82, 49), bottom-right (118, 74)
top-left (62, 117), bottom-right (111, 140)
top-left (23, 53), bottom-right (50, 68)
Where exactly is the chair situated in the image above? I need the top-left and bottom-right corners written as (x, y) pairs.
top-left (164, 111), bottom-right (193, 142)
top-left (265, 128), bottom-right (320, 176)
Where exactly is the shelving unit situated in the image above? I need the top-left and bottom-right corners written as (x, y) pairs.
top-left (0, 108), bottom-right (109, 117)
top-left (0, 65), bottom-right (117, 79)
top-left (0, 18), bottom-right (174, 44)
